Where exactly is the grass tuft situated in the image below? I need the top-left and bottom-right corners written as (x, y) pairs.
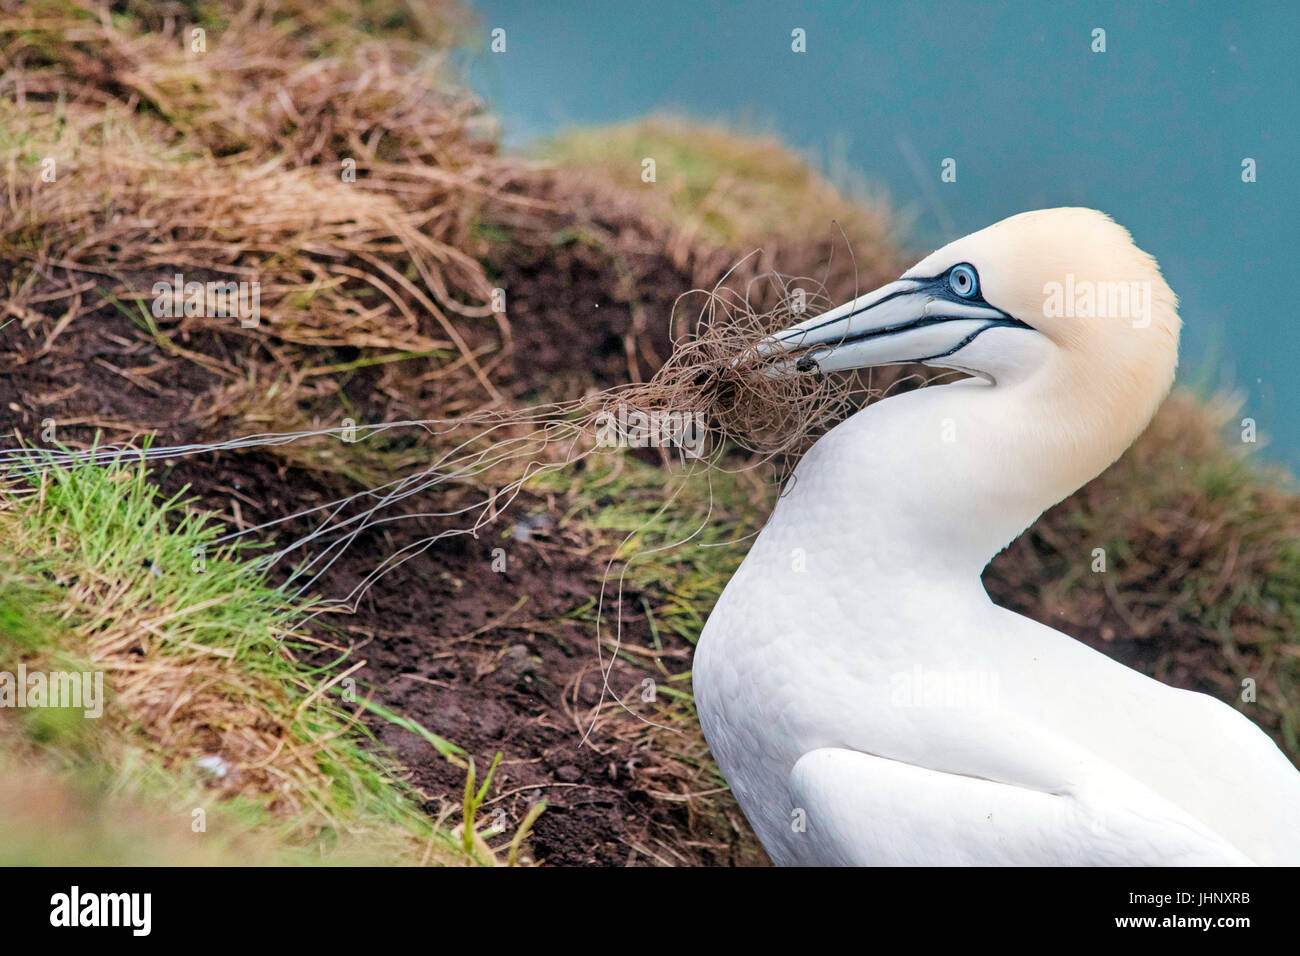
top-left (0, 454), bottom-right (483, 863)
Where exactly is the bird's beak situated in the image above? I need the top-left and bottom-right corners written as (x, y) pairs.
top-left (759, 277), bottom-right (1024, 376)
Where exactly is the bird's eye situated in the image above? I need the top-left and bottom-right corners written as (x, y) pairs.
top-left (948, 264), bottom-right (978, 298)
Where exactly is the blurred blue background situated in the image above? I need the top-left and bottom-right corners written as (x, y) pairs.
top-left (464, 0), bottom-right (1299, 468)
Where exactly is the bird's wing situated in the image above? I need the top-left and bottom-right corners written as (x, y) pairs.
top-left (787, 746), bottom-right (1254, 866)
top-left (996, 609), bottom-right (1300, 864)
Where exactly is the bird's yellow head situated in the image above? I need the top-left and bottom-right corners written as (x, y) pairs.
top-left (919, 207), bottom-right (1178, 380)
top-left (764, 207), bottom-right (1181, 459)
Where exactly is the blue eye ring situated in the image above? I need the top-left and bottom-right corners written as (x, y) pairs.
top-left (948, 263), bottom-right (978, 298)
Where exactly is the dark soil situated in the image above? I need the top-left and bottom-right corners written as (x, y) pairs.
top-left (162, 449), bottom-right (743, 866)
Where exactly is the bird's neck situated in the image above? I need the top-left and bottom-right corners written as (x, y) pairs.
top-left (776, 375), bottom-right (1143, 584)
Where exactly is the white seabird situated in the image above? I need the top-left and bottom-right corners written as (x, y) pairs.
top-left (694, 208), bottom-right (1300, 866)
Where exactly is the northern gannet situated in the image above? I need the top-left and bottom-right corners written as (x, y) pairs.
top-left (694, 208), bottom-right (1300, 866)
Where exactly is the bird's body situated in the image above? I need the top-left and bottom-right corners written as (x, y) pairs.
top-left (694, 209), bottom-right (1300, 865)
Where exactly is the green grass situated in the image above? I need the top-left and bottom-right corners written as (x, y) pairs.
top-left (538, 116), bottom-right (896, 257)
top-left (0, 454), bottom-right (489, 864)
top-left (534, 453), bottom-right (766, 648)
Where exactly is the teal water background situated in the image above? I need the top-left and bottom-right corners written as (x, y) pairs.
top-left (464, 1), bottom-right (1299, 468)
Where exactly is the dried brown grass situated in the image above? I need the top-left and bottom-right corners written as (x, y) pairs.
top-left (1, 0), bottom-right (541, 419)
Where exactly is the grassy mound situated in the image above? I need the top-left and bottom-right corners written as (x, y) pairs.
top-left (540, 115), bottom-right (895, 252)
top-left (2, 0), bottom-right (527, 437)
